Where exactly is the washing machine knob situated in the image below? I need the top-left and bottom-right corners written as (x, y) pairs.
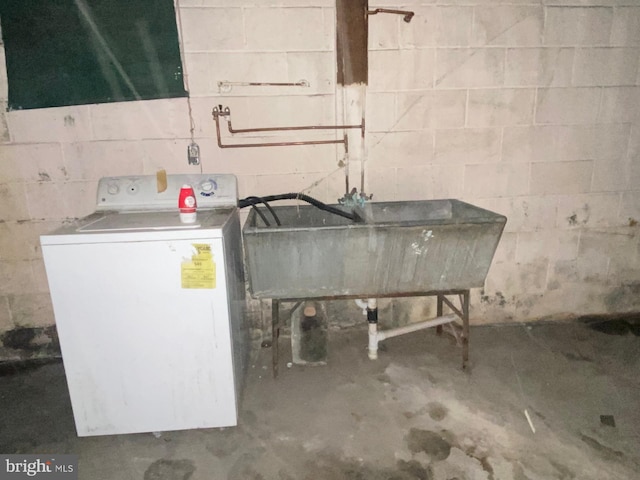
top-left (107, 184), bottom-right (120, 195)
top-left (200, 180), bottom-right (217, 193)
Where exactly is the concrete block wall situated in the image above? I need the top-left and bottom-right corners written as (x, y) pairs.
top-left (0, 0), bottom-right (639, 347)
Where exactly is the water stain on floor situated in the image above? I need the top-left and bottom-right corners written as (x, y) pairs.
top-left (302, 454), bottom-right (432, 480)
top-left (406, 428), bottom-right (451, 461)
top-left (427, 402), bottom-right (448, 421)
top-left (143, 459), bottom-right (195, 480)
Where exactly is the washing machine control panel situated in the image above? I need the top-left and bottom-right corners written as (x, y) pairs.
top-left (96, 174), bottom-right (238, 211)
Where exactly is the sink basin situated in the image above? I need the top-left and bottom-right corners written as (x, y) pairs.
top-left (242, 200), bottom-right (506, 299)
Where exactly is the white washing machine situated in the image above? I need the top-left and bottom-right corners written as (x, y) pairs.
top-left (40, 174), bottom-right (248, 436)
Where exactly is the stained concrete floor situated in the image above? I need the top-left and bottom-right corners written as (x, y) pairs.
top-left (1, 319), bottom-right (639, 480)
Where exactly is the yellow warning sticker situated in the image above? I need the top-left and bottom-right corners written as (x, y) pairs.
top-left (181, 244), bottom-right (216, 289)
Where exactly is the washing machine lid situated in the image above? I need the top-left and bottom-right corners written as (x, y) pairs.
top-left (78, 211), bottom-right (202, 232)
top-left (41, 208), bottom-right (236, 245)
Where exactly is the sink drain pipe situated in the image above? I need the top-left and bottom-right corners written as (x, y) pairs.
top-left (361, 297), bottom-right (458, 359)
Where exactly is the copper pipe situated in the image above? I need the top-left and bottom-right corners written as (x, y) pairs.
top-left (227, 120), bottom-right (364, 135)
top-left (368, 8), bottom-right (415, 22)
top-left (212, 106), bottom-right (356, 151)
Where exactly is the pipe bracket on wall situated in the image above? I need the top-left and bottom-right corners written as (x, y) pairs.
top-left (211, 105), bottom-right (363, 150)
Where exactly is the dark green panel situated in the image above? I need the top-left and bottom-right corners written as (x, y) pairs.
top-left (0, 0), bottom-right (187, 110)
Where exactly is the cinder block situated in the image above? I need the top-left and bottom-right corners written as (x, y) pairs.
top-left (548, 260), bottom-right (579, 287)
top-left (0, 146), bottom-right (23, 182)
top-left (62, 142), bottom-right (145, 181)
top-left (244, 8), bottom-right (332, 51)
top-left (90, 99), bottom-right (190, 141)
top-left (287, 52), bottom-right (335, 95)
top-left (466, 88), bottom-right (535, 127)
top-left (394, 90), bottom-right (466, 130)
top-left (366, 93), bottom-right (397, 132)
top-left (611, 7), bottom-right (640, 47)
top-left (0, 222), bottom-right (41, 262)
top-left (556, 193), bottom-right (622, 229)
top-left (369, 49), bottom-right (435, 91)
top-left (591, 157), bottom-right (632, 192)
top-left (365, 168), bottom-right (397, 202)
top-left (577, 231), bottom-right (613, 283)
top-left (490, 231), bottom-right (516, 265)
top-left (555, 124), bottom-right (630, 161)
top-left (490, 195), bottom-right (558, 233)
top-left (0, 296), bottom-right (11, 332)
top-left (0, 260), bottom-right (34, 296)
top-left (253, 172), bottom-right (329, 202)
top-left (544, 7), bottom-right (613, 46)
top-left (237, 95), bottom-right (334, 128)
top-left (182, 53), bottom-right (213, 96)
top-left (629, 125), bottom-right (640, 179)
top-left (399, 6), bottom-right (436, 48)
top-left (464, 162), bottom-right (529, 198)
top-left (0, 109), bottom-right (9, 144)
top-left (502, 126), bottom-right (557, 163)
top-left (366, 131), bottom-right (434, 168)
top-left (535, 87), bottom-right (601, 124)
top-left (180, 8), bottom-right (243, 51)
top-left (0, 184), bottom-right (29, 221)
top-left (24, 181), bottom-right (96, 220)
top-left (396, 164), bottom-right (464, 200)
top-left (8, 293), bottom-right (54, 328)
top-left (435, 48), bottom-right (504, 88)
top-left (435, 6), bottom-right (472, 47)
top-left (369, 10), bottom-right (400, 50)
top-left (495, 259), bottom-right (549, 296)
top-left (516, 230), bottom-right (579, 265)
top-left (530, 161), bottom-right (593, 195)
top-left (619, 191), bottom-right (640, 224)
top-left (505, 48), bottom-right (573, 87)
top-left (235, 175), bottom-right (258, 201)
top-left (573, 48), bottom-right (639, 87)
top-left (6, 106), bottom-right (93, 144)
top-left (30, 258), bottom-right (50, 294)
top-left (472, 6), bottom-right (543, 47)
top-left (434, 128), bottom-right (501, 164)
top-left (3, 144), bottom-right (66, 183)
top-left (598, 86), bottom-right (640, 123)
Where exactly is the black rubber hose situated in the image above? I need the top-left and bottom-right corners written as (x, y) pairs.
top-left (250, 204), bottom-right (270, 226)
top-left (243, 196), bottom-right (282, 226)
top-left (240, 193), bottom-right (358, 222)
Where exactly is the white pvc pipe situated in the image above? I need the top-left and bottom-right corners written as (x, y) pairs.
top-left (356, 298), bottom-right (377, 315)
top-left (367, 314), bottom-right (457, 359)
top-left (354, 299), bottom-right (368, 312)
top-left (377, 314), bottom-right (457, 341)
top-left (368, 323), bottom-right (378, 360)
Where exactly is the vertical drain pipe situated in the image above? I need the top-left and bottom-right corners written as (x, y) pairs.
top-left (366, 298), bottom-right (378, 359)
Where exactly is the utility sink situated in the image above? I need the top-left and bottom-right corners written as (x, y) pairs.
top-left (242, 200), bottom-right (506, 299)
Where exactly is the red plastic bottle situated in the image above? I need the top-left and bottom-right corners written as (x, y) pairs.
top-left (178, 184), bottom-right (197, 223)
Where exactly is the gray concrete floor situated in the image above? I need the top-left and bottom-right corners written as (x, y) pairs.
top-left (1, 320), bottom-right (639, 480)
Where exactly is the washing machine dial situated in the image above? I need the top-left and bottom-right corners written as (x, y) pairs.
top-left (199, 179), bottom-right (218, 197)
top-left (107, 184), bottom-right (120, 195)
